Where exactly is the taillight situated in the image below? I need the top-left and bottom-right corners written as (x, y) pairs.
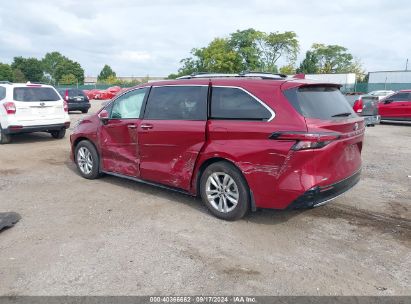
top-left (353, 98), bottom-right (363, 113)
top-left (3, 102), bottom-right (16, 115)
top-left (63, 100), bottom-right (68, 112)
top-left (65, 90), bottom-right (69, 101)
top-left (270, 131), bottom-right (340, 151)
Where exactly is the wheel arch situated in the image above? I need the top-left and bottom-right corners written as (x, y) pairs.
top-left (72, 137), bottom-right (99, 161)
top-left (194, 156), bottom-right (257, 212)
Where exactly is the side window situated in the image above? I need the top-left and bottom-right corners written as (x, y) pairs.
top-left (211, 87), bottom-right (272, 121)
top-left (390, 93), bottom-right (409, 102)
top-left (0, 87), bottom-right (6, 100)
top-left (110, 88), bottom-right (147, 119)
top-left (144, 86), bottom-right (207, 120)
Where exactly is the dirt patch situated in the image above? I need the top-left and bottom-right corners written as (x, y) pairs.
top-left (309, 203), bottom-right (411, 244)
top-left (0, 169), bottom-right (22, 176)
top-left (223, 267), bottom-right (261, 276)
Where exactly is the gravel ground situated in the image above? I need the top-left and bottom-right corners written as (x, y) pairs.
top-left (0, 100), bottom-right (410, 296)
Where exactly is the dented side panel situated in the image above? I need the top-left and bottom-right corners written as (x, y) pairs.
top-left (139, 120), bottom-right (207, 190)
top-left (99, 119), bottom-right (141, 177)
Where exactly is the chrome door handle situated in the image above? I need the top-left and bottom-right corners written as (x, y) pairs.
top-left (127, 124), bottom-right (137, 129)
top-left (140, 124), bottom-right (153, 130)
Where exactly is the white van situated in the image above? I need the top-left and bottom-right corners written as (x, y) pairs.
top-left (0, 82), bottom-right (70, 144)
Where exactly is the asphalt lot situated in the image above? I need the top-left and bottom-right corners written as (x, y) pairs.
top-left (0, 100), bottom-right (410, 296)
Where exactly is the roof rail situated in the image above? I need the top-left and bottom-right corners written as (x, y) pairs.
top-left (0, 81), bottom-right (13, 85)
top-left (239, 71), bottom-right (287, 79)
top-left (176, 72), bottom-right (287, 80)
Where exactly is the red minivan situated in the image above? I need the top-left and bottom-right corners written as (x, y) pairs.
top-left (70, 74), bottom-right (364, 220)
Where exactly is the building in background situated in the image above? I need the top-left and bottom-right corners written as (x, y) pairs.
top-left (368, 71), bottom-right (411, 84)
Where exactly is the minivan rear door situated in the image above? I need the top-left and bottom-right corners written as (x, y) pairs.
top-left (138, 85), bottom-right (208, 190)
top-left (13, 86), bottom-right (65, 123)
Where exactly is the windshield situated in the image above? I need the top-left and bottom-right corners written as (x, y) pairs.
top-left (284, 86), bottom-right (356, 120)
top-left (13, 87), bottom-right (61, 102)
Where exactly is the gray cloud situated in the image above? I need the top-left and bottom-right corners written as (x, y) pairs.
top-left (0, 0), bottom-right (409, 76)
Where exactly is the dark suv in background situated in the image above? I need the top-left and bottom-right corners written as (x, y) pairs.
top-left (58, 88), bottom-right (91, 113)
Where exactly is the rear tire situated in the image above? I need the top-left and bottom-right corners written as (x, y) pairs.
top-left (0, 125), bottom-right (11, 144)
top-left (51, 129), bottom-right (66, 139)
top-left (200, 161), bottom-right (250, 221)
top-left (75, 140), bottom-right (100, 179)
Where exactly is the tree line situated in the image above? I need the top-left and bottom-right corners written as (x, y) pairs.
top-left (168, 28), bottom-right (363, 79)
top-left (0, 52), bottom-right (85, 85)
top-left (0, 53), bottom-right (143, 86)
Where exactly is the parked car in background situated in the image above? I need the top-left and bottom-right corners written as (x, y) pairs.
top-left (0, 81), bottom-right (70, 144)
top-left (344, 92), bottom-right (364, 107)
top-left (350, 90), bottom-right (394, 126)
top-left (70, 73), bottom-right (364, 220)
top-left (378, 90), bottom-right (411, 123)
top-left (58, 88), bottom-right (91, 113)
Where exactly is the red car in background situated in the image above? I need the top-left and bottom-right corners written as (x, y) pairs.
top-left (379, 90), bottom-right (411, 123)
top-left (70, 73), bottom-right (364, 220)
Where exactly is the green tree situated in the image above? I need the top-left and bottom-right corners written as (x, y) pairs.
top-left (11, 57), bottom-right (44, 82)
top-left (42, 52), bottom-right (67, 84)
top-left (98, 65), bottom-right (116, 81)
top-left (170, 29), bottom-right (300, 78)
top-left (297, 50), bottom-right (319, 74)
top-left (279, 64), bottom-right (296, 75)
top-left (12, 69), bottom-right (26, 82)
top-left (229, 28), bottom-right (263, 71)
top-left (0, 63), bottom-right (13, 81)
top-left (59, 73), bottom-right (77, 85)
top-left (310, 43), bottom-right (360, 73)
top-left (55, 60), bottom-right (84, 85)
top-left (257, 31), bottom-right (299, 72)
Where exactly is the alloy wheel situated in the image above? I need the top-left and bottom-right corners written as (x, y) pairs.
top-left (205, 172), bottom-right (239, 213)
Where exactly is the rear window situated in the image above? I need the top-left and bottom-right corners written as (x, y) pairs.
top-left (284, 86), bottom-right (355, 120)
top-left (68, 89), bottom-right (85, 97)
top-left (13, 87), bottom-right (61, 102)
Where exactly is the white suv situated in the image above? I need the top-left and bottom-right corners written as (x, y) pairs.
top-left (0, 82), bottom-right (70, 144)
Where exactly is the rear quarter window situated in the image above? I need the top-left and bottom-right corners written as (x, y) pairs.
top-left (211, 87), bottom-right (272, 121)
top-left (13, 87), bottom-right (61, 102)
top-left (284, 86), bottom-right (355, 120)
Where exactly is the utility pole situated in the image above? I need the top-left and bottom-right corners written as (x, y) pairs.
top-left (406, 58), bottom-right (409, 71)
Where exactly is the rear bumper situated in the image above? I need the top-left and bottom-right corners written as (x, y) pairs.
top-left (362, 115), bottom-right (380, 125)
top-left (68, 103), bottom-right (91, 111)
top-left (286, 168), bottom-right (361, 209)
top-left (4, 122), bottom-right (70, 134)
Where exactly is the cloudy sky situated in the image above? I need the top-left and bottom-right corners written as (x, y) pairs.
top-left (0, 0), bottom-right (410, 77)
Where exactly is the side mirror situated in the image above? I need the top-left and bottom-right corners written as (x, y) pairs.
top-left (98, 109), bottom-right (109, 124)
top-left (384, 99), bottom-right (393, 104)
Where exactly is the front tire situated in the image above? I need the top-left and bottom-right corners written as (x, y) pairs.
top-left (200, 161), bottom-right (250, 221)
top-left (75, 140), bottom-right (100, 179)
top-left (50, 129), bottom-right (66, 139)
top-left (81, 109), bottom-right (88, 114)
top-left (0, 125), bottom-right (11, 144)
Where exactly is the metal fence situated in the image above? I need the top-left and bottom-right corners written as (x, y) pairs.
top-left (342, 83), bottom-right (411, 93)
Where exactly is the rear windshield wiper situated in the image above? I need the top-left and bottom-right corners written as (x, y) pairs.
top-left (332, 112), bottom-right (352, 117)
